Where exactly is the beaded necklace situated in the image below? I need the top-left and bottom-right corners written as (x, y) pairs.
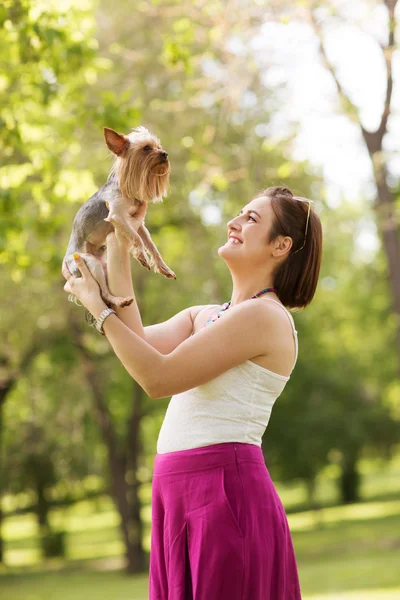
top-left (201, 287), bottom-right (278, 329)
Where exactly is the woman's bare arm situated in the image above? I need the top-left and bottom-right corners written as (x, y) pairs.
top-left (98, 298), bottom-right (276, 399)
top-left (105, 233), bottom-right (145, 335)
top-left (66, 255), bottom-right (279, 400)
top-left (144, 306), bottom-right (207, 354)
top-left (105, 232), bottom-right (207, 353)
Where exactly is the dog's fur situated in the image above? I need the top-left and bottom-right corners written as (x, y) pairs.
top-left (62, 126), bottom-right (175, 309)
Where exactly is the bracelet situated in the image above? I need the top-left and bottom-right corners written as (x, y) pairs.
top-left (95, 308), bottom-right (116, 335)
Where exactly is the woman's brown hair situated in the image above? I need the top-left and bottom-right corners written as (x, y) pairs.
top-left (257, 186), bottom-right (323, 310)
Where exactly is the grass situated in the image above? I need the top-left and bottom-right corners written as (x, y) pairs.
top-left (1, 453), bottom-right (400, 599)
top-left (0, 570), bottom-right (149, 600)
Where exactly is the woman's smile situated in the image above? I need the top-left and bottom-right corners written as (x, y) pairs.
top-left (228, 235), bottom-right (243, 245)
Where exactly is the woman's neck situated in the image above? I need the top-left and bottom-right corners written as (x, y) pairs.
top-left (229, 272), bottom-right (277, 308)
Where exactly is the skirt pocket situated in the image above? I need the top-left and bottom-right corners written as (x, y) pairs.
top-left (183, 464), bottom-right (245, 539)
top-left (220, 465), bottom-right (245, 538)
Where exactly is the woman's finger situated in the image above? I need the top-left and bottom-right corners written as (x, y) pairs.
top-left (73, 253), bottom-right (91, 279)
top-left (62, 260), bottom-right (72, 281)
top-left (64, 280), bottom-right (72, 293)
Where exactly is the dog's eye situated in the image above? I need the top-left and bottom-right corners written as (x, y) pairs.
top-left (143, 145), bottom-right (151, 151)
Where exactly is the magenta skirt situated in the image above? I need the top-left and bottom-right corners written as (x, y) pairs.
top-left (149, 442), bottom-right (302, 599)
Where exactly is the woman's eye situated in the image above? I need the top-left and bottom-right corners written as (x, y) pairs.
top-left (248, 215), bottom-right (256, 222)
top-left (143, 145), bottom-right (151, 151)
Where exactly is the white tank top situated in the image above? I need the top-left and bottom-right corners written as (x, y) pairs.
top-left (156, 299), bottom-right (298, 454)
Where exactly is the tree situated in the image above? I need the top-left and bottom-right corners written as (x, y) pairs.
top-left (0, 0), bottom-right (100, 564)
top-left (307, 0), bottom-right (400, 371)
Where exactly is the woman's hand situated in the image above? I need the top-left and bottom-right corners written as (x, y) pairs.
top-left (63, 254), bottom-right (107, 319)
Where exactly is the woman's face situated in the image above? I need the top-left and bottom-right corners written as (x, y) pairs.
top-left (218, 195), bottom-right (276, 267)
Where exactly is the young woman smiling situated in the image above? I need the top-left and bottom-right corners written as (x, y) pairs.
top-left (63, 185), bottom-right (323, 599)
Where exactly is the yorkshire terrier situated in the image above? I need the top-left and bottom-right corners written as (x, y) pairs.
top-left (62, 126), bottom-right (176, 310)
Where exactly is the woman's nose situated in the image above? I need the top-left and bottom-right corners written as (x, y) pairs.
top-left (227, 216), bottom-right (241, 230)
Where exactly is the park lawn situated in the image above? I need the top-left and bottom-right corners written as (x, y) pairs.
top-left (0, 552), bottom-right (399, 600)
top-left (1, 454), bottom-right (400, 599)
top-left (1, 498), bottom-right (400, 599)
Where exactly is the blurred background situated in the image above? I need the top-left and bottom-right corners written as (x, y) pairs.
top-left (1, 0), bottom-right (400, 598)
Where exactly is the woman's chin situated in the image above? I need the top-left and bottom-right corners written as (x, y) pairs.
top-left (218, 243), bottom-right (241, 259)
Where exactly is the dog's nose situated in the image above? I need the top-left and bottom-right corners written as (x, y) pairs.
top-left (161, 151), bottom-right (168, 159)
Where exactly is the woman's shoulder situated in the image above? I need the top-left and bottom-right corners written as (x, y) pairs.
top-left (258, 297), bottom-right (296, 328)
top-left (191, 298), bottom-right (288, 331)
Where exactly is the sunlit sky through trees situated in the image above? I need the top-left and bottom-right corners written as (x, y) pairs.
top-left (196, 2), bottom-right (398, 265)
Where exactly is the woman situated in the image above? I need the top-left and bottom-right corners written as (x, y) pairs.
top-left (63, 185), bottom-right (323, 599)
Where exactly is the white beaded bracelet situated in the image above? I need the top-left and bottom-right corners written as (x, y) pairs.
top-left (95, 308), bottom-right (116, 335)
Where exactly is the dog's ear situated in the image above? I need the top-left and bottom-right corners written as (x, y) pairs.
top-left (104, 127), bottom-right (130, 156)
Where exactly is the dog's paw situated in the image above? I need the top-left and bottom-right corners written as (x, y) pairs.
top-left (135, 251), bottom-right (152, 271)
top-left (156, 264), bottom-right (177, 280)
top-left (109, 296), bottom-right (134, 308)
top-left (118, 296), bottom-right (134, 308)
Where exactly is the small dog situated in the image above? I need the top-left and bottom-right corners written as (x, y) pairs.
top-left (62, 126), bottom-right (176, 310)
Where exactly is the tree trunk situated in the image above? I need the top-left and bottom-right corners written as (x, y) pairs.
top-left (310, 2), bottom-right (400, 375)
top-left (124, 380), bottom-right (147, 573)
top-left (340, 452), bottom-right (360, 504)
top-left (0, 401), bottom-right (4, 564)
top-left (103, 382), bottom-right (147, 574)
top-left (110, 465), bottom-right (147, 574)
top-left (35, 475), bottom-right (51, 532)
top-left (109, 457), bottom-right (143, 573)
top-left (113, 268), bottom-right (148, 573)
top-left (75, 331), bottom-right (147, 573)
top-left (0, 501), bottom-right (3, 565)
top-left (305, 476), bottom-right (317, 509)
top-left (0, 383), bottom-right (14, 565)
top-left (369, 164), bottom-right (400, 373)
top-left (0, 332), bottom-right (56, 564)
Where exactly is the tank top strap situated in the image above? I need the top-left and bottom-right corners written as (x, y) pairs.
top-left (263, 298), bottom-right (298, 366)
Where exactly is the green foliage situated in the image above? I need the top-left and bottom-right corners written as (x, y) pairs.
top-left (0, 0), bottom-right (99, 268)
